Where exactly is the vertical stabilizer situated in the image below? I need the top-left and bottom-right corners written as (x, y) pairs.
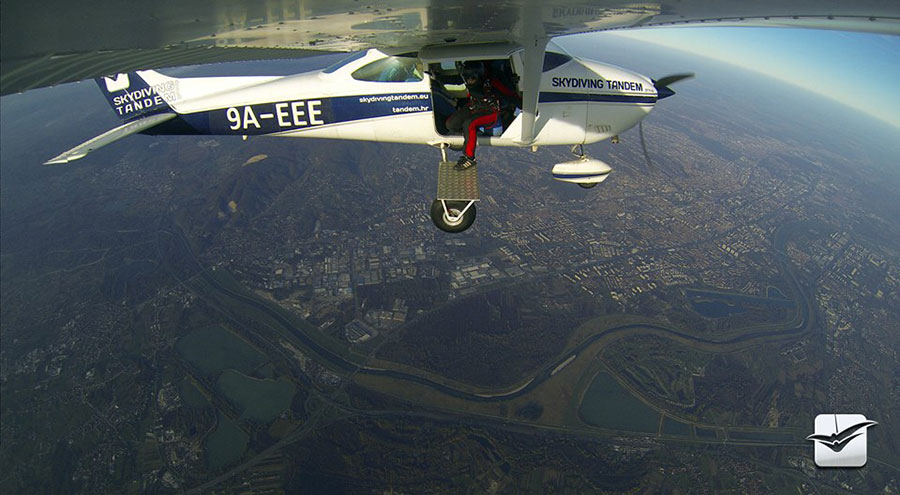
top-left (95, 70), bottom-right (180, 121)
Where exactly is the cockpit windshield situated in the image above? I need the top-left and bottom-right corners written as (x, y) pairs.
top-left (351, 56), bottom-right (424, 82)
top-left (321, 50), bottom-right (367, 74)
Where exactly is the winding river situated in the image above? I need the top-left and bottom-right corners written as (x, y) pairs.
top-left (175, 219), bottom-right (820, 403)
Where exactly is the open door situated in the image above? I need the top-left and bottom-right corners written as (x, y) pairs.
top-left (428, 58), bottom-right (522, 138)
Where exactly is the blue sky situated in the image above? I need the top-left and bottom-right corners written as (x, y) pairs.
top-left (567, 27), bottom-right (900, 129)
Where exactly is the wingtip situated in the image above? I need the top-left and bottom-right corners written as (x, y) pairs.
top-left (43, 152), bottom-right (86, 165)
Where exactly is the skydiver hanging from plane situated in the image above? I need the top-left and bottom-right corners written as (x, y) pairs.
top-left (446, 61), bottom-right (520, 170)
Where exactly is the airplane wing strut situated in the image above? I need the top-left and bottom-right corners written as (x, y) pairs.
top-left (43, 113), bottom-right (177, 165)
top-left (518, 38), bottom-right (548, 146)
top-left (516, 0), bottom-right (548, 145)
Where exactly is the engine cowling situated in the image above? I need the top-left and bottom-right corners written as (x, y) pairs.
top-left (551, 156), bottom-right (612, 185)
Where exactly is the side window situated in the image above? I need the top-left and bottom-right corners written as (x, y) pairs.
top-left (542, 52), bottom-right (572, 72)
top-left (351, 57), bottom-right (424, 82)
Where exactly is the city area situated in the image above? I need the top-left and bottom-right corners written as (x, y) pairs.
top-left (2, 39), bottom-right (899, 494)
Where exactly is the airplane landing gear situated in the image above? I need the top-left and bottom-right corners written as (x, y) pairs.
top-left (431, 200), bottom-right (477, 233)
top-left (431, 145), bottom-right (480, 233)
top-left (551, 144), bottom-right (612, 188)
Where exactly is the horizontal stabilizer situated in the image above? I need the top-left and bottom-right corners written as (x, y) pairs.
top-left (43, 113), bottom-right (176, 165)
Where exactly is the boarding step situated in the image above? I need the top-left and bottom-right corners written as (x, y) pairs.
top-left (436, 161), bottom-right (480, 201)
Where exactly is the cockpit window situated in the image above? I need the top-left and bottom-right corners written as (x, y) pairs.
top-left (322, 50), bottom-right (367, 74)
top-left (351, 57), bottom-right (424, 82)
top-left (543, 52), bottom-right (572, 72)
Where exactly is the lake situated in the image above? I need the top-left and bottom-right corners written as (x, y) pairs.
top-left (217, 370), bottom-right (295, 423)
top-left (205, 412), bottom-right (248, 470)
top-left (579, 371), bottom-right (659, 433)
top-left (685, 288), bottom-right (793, 318)
top-left (176, 325), bottom-right (266, 378)
top-left (662, 416), bottom-right (692, 436)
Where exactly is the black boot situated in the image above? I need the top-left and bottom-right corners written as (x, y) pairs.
top-left (456, 155), bottom-right (477, 170)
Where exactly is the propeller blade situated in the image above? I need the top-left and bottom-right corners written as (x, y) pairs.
top-left (654, 73), bottom-right (694, 89)
top-left (638, 120), bottom-right (657, 174)
top-left (640, 74), bottom-right (692, 174)
top-left (653, 73), bottom-right (694, 100)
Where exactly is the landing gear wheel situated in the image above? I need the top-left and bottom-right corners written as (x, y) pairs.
top-left (430, 200), bottom-right (476, 233)
top-left (578, 182), bottom-right (598, 189)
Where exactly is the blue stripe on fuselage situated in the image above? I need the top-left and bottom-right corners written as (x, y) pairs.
top-left (540, 92), bottom-right (656, 104)
top-left (148, 92), bottom-right (433, 136)
top-left (553, 172), bottom-right (611, 179)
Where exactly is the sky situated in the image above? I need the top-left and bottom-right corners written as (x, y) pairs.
top-left (564, 27), bottom-right (900, 129)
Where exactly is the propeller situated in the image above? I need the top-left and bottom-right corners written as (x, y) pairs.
top-left (653, 73), bottom-right (694, 100)
top-left (638, 73), bottom-right (695, 174)
top-left (638, 120), bottom-right (656, 174)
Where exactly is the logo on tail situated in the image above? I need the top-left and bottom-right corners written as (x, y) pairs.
top-left (103, 74), bottom-right (131, 92)
top-left (96, 71), bottom-right (179, 121)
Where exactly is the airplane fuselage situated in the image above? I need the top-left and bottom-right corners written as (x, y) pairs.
top-left (121, 47), bottom-right (658, 149)
top-left (49, 43), bottom-right (682, 233)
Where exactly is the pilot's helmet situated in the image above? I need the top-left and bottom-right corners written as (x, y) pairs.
top-left (459, 61), bottom-right (484, 82)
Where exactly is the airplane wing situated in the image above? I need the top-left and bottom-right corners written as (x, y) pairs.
top-left (3, 0), bottom-right (900, 95)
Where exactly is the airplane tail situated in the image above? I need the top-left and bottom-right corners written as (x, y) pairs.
top-left (44, 71), bottom-right (181, 164)
top-left (95, 70), bottom-right (181, 121)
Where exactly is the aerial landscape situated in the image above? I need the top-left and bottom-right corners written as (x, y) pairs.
top-left (1, 32), bottom-right (899, 494)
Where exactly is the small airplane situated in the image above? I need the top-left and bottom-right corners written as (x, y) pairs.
top-left (10, 1), bottom-right (898, 233)
top-left (43, 41), bottom-right (691, 233)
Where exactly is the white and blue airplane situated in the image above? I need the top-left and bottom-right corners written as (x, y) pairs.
top-left (44, 41), bottom-right (690, 232)
top-left (9, 0), bottom-right (898, 233)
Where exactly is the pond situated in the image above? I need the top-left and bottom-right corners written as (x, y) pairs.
top-left (579, 371), bottom-right (659, 433)
top-left (217, 370), bottom-right (296, 423)
top-left (685, 288), bottom-right (793, 318)
top-left (205, 413), bottom-right (248, 470)
top-left (662, 416), bottom-right (692, 436)
top-left (176, 326), bottom-right (266, 378)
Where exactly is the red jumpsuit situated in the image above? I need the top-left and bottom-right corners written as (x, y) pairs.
top-left (446, 77), bottom-right (518, 159)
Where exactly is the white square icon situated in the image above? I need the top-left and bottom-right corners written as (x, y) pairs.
top-left (807, 414), bottom-right (877, 467)
top-left (103, 73), bottom-right (130, 92)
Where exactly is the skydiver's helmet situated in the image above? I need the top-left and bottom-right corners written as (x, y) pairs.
top-left (459, 61), bottom-right (485, 84)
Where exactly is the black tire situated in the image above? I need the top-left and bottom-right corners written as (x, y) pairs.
top-left (578, 182), bottom-right (598, 189)
top-left (430, 200), bottom-right (476, 233)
